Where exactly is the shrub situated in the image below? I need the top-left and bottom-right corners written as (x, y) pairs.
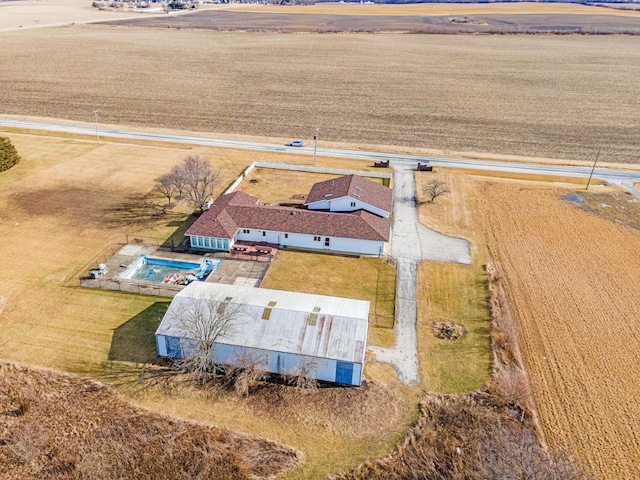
top-left (0, 136), bottom-right (21, 172)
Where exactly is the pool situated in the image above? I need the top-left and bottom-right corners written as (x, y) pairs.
top-left (118, 255), bottom-right (221, 285)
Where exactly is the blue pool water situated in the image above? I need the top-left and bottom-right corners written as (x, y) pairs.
top-left (119, 255), bottom-right (221, 284)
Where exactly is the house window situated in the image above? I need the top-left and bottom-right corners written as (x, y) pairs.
top-left (314, 236), bottom-right (321, 242)
top-left (223, 239), bottom-right (229, 249)
top-left (242, 229), bottom-right (250, 234)
top-left (262, 231), bottom-right (266, 237)
top-left (216, 238), bottom-right (223, 249)
top-left (350, 202), bottom-right (356, 207)
top-left (284, 233), bottom-right (288, 239)
top-left (325, 237), bottom-right (330, 247)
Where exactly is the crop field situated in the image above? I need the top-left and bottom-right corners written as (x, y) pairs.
top-left (477, 182), bottom-right (640, 479)
top-left (0, 28), bottom-right (639, 163)
top-left (113, 7), bottom-right (640, 34)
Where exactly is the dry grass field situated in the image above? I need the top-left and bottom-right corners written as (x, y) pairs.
top-left (414, 171), bottom-right (491, 394)
top-left (477, 182), bottom-right (640, 479)
top-left (1, 28), bottom-right (639, 163)
top-left (0, 362), bottom-right (300, 479)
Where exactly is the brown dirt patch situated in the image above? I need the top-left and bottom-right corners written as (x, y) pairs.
top-left (0, 361), bottom-right (300, 480)
top-left (429, 320), bottom-right (467, 341)
top-left (477, 182), bottom-right (640, 479)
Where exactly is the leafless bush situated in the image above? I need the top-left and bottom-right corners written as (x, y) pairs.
top-left (284, 359), bottom-right (318, 391)
top-left (331, 395), bottom-right (589, 480)
top-left (224, 353), bottom-right (268, 398)
top-left (490, 367), bottom-right (533, 411)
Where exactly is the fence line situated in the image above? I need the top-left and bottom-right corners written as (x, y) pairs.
top-left (83, 277), bottom-right (184, 297)
top-left (123, 234), bottom-right (167, 247)
top-left (254, 161), bottom-right (392, 179)
top-left (225, 162), bottom-right (257, 194)
top-left (65, 242), bottom-right (126, 287)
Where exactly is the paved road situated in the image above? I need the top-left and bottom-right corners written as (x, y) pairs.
top-left (1, 118), bottom-right (639, 186)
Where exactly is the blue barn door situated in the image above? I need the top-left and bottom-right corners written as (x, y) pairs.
top-left (335, 361), bottom-right (354, 385)
top-left (166, 336), bottom-right (182, 358)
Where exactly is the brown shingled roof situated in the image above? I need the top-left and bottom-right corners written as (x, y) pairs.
top-left (186, 191), bottom-right (390, 242)
top-left (304, 175), bottom-right (393, 214)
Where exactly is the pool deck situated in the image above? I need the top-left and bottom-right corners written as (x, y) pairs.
top-left (79, 244), bottom-right (271, 295)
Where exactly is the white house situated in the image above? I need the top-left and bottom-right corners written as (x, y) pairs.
top-left (304, 174), bottom-right (393, 218)
top-left (185, 175), bottom-right (392, 256)
top-left (155, 282), bottom-right (370, 386)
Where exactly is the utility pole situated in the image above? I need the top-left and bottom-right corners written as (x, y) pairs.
top-left (585, 147), bottom-right (601, 190)
top-left (313, 127), bottom-right (320, 166)
top-left (93, 110), bottom-right (100, 145)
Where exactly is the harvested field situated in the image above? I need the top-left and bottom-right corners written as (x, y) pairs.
top-left (477, 182), bottom-right (640, 479)
top-left (0, 29), bottom-right (639, 163)
top-left (0, 361), bottom-right (300, 479)
top-left (239, 2), bottom-right (640, 16)
top-left (111, 9), bottom-right (640, 34)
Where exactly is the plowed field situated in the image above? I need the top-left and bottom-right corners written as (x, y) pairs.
top-left (478, 183), bottom-right (640, 479)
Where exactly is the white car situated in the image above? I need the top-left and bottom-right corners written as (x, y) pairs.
top-left (286, 140), bottom-right (305, 147)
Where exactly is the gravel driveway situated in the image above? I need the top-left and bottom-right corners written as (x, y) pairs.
top-left (369, 164), bottom-right (471, 386)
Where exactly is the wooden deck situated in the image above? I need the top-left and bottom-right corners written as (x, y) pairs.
top-left (228, 241), bottom-right (277, 262)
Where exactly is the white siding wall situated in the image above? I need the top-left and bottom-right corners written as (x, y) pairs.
top-left (154, 339), bottom-right (363, 386)
top-left (307, 200), bottom-right (331, 210)
top-left (328, 237), bottom-right (384, 255)
top-left (236, 229), bottom-right (383, 255)
top-left (156, 335), bottom-right (167, 356)
top-left (308, 197), bottom-right (389, 218)
top-left (328, 197), bottom-right (389, 218)
top-left (156, 335), bottom-right (364, 386)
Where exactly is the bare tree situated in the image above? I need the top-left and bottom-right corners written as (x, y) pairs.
top-left (170, 155), bottom-right (221, 212)
top-left (423, 178), bottom-right (450, 203)
top-left (153, 172), bottom-right (178, 208)
top-left (172, 298), bottom-right (246, 386)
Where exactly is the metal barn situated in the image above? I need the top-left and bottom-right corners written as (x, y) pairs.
top-left (155, 282), bottom-right (370, 386)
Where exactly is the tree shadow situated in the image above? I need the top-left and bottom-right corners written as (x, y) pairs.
top-left (108, 302), bottom-right (170, 364)
top-left (100, 193), bottom-right (182, 228)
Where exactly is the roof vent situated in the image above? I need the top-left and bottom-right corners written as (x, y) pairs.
top-left (354, 186), bottom-right (362, 191)
top-left (325, 193), bottom-right (333, 198)
top-left (290, 211), bottom-right (295, 215)
top-left (353, 193), bottom-right (361, 198)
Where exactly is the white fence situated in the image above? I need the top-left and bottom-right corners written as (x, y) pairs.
top-left (225, 161), bottom-right (391, 194)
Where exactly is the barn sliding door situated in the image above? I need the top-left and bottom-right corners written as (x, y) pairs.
top-left (335, 361), bottom-right (354, 385)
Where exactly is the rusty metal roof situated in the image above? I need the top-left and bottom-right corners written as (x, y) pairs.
top-left (156, 282), bottom-right (370, 364)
